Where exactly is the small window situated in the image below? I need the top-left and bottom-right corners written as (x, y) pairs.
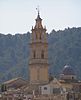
top-left (44, 87), bottom-right (47, 90)
top-left (53, 88), bottom-right (60, 94)
top-left (40, 34), bottom-right (41, 40)
top-left (33, 51), bottom-right (36, 58)
top-left (28, 98), bottom-right (31, 100)
top-left (41, 50), bottom-right (44, 59)
top-left (36, 33), bottom-right (37, 39)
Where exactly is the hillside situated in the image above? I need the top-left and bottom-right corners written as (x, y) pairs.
top-left (0, 27), bottom-right (81, 83)
top-left (48, 27), bottom-right (81, 79)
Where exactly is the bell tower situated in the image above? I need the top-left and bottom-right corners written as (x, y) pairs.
top-left (29, 10), bottom-right (49, 84)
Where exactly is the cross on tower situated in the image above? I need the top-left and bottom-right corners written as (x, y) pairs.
top-left (36, 5), bottom-right (40, 15)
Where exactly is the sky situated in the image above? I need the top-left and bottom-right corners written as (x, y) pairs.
top-left (0, 0), bottom-right (81, 34)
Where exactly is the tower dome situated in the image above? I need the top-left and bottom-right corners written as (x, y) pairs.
top-left (62, 65), bottom-right (75, 75)
top-left (60, 65), bottom-right (76, 81)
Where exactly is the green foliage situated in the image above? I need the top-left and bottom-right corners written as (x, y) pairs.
top-left (0, 27), bottom-right (81, 83)
top-left (48, 27), bottom-right (81, 79)
top-left (0, 33), bottom-right (30, 83)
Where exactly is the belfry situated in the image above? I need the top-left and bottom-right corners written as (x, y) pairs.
top-left (29, 10), bottom-right (49, 84)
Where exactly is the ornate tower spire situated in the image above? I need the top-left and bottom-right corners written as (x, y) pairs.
top-left (35, 6), bottom-right (43, 29)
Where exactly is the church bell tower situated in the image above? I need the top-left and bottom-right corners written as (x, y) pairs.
top-left (29, 10), bottom-right (49, 84)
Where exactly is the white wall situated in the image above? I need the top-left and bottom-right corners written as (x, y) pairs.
top-left (40, 85), bottom-right (51, 95)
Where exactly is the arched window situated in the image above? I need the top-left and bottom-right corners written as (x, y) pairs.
top-left (40, 34), bottom-right (41, 40)
top-left (72, 76), bottom-right (74, 79)
top-left (33, 50), bottom-right (36, 58)
top-left (41, 50), bottom-right (44, 59)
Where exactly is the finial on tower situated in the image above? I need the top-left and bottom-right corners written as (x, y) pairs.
top-left (36, 6), bottom-right (42, 21)
top-left (36, 5), bottom-right (40, 15)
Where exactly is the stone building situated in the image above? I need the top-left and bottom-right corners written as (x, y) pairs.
top-left (39, 78), bottom-right (62, 95)
top-left (59, 65), bottom-right (81, 92)
top-left (60, 65), bottom-right (77, 81)
top-left (29, 10), bottom-right (49, 85)
top-left (3, 77), bottom-right (27, 89)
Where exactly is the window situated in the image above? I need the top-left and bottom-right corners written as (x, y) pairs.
top-left (28, 98), bottom-right (31, 100)
top-left (41, 50), bottom-right (44, 59)
top-left (72, 76), bottom-right (74, 79)
top-left (33, 51), bottom-right (36, 58)
top-left (37, 68), bottom-right (39, 80)
top-left (40, 34), bottom-right (41, 40)
top-left (53, 88), bottom-right (60, 94)
top-left (44, 87), bottom-right (47, 90)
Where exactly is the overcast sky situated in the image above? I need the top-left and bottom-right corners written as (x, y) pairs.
top-left (0, 0), bottom-right (81, 34)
